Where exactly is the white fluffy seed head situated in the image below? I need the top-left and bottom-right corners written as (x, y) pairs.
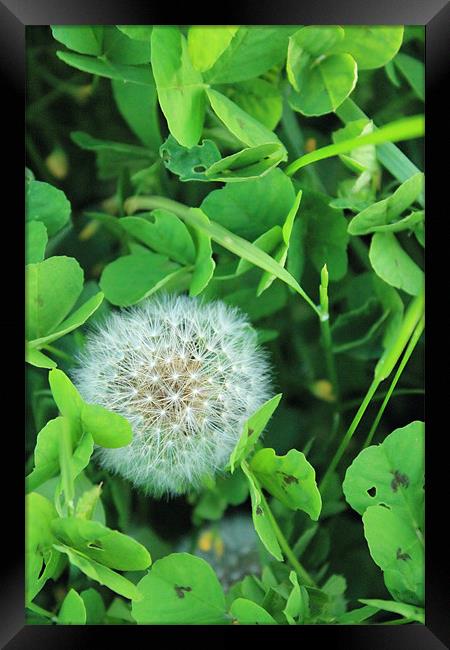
top-left (73, 294), bottom-right (272, 497)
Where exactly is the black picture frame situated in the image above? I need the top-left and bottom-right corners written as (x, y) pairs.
top-left (5, 1), bottom-right (447, 646)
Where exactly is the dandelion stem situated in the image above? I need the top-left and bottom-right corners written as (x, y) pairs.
top-left (318, 265), bottom-right (341, 413)
top-left (260, 491), bottom-right (316, 588)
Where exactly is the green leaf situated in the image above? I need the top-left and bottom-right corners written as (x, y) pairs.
top-left (241, 462), bottom-right (283, 561)
top-left (26, 492), bottom-right (60, 602)
top-left (111, 77), bottom-right (162, 151)
top-left (204, 27), bottom-right (296, 84)
top-left (151, 27), bottom-right (206, 148)
top-left (160, 135), bottom-right (221, 181)
top-left (286, 114), bottom-right (424, 176)
top-left (358, 598), bottom-right (424, 623)
top-left (343, 421), bottom-right (424, 520)
top-left (26, 256), bottom-right (84, 341)
top-left (80, 588), bottom-right (106, 624)
top-left (75, 484), bottom-right (103, 521)
top-left (229, 78), bottom-right (283, 131)
top-left (48, 369), bottom-right (83, 434)
top-left (229, 394), bottom-right (282, 471)
top-left (369, 232), bottom-right (424, 296)
top-left (80, 402), bottom-right (133, 448)
top-left (288, 26), bottom-right (344, 67)
top-left (120, 212), bottom-right (196, 265)
top-left (116, 26), bottom-right (153, 41)
top-left (56, 51), bottom-right (154, 86)
top-left (201, 168), bottom-right (295, 240)
top-left (51, 517), bottom-right (151, 571)
top-left (336, 605), bottom-right (379, 624)
top-left (131, 553), bottom-right (228, 624)
top-left (184, 208), bottom-right (309, 302)
top-left (230, 598), bottom-right (277, 624)
top-left (187, 26), bottom-right (238, 72)
top-left (26, 179), bottom-right (71, 237)
top-left (206, 88), bottom-right (284, 149)
top-left (54, 544), bottom-right (142, 600)
top-left (26, 221), bottom-right (48, 264)
top-left (363, 504), bottom-right (424, 605)
top-left (344, 422), bottom-right (424, 605)
top-left (26, 345), bottom-right (57, 369)
top-left (331, 26), bottom-right (404, 70)
top-left (288, 52), bottom-right (357, 117)
top-left (27, 416), bottom-right (67, 490)
top-left (188, 210), bottom-right (216, 297)
top-left (28, 292), bottom-right (104, 349)
top-left (51, 26), bottom-right (103, 55)
top-left (331, 298), bottom-right (389, 354)
top-left (99, 250), bottom-right (180, 307)
top-left (58, 589), bottom-right (87, 625)
top-left (250, 448), bottom-right (322, 520)
top-left (394, 53), bottom-right (424, 101)
top-left (293, 189), bottom-right (348, 281)
top-left (283, 571), bottom-right (303, 624)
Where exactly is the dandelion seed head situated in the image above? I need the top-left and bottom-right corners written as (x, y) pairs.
top-left (73, 294), bottom-right (272, 497)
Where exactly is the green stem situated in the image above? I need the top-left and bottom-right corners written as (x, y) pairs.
top-left (260, 491), bottom-right (316, 588)
top-left (319, 265), bottom-right (340, 411)
top-left (42, 344), bottom-right (73, 363)
top-left (320, 375), bottom-right (380, 496)
top-left (363, 316), bottom-right (424, 448)
top-left (340, 388), bottom-right (424, 412)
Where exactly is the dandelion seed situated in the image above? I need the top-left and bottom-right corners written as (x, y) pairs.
top-left (73, 294), bottom-right (272, 497)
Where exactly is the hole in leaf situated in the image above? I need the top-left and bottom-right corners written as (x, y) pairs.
top-left (193, 165), bottom-right (206, 173)
top-left (87, 540), bottom-right (103, 550)
top-left (367, 486), bottom-right (376, 497)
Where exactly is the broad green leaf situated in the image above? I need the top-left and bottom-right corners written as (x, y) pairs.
top-left (51, 26), bottom-right (103, 55)
top-left (187, 26), bottom-right (238, 72)
top-left (363, 504), bottom-right (424, 605)
top-left (27, 416), bottom-right (67, 490)
top-left (292, 189), bottom-right (348, 281)
top-left (26, 179), bottom-right (71, 237)
top-left (54, 544), bottom-right (142, 600)
top-left (112, 77), bottom-right (162, 151)
top-left (331, 26), bottom-right (404, 70)
top-left (229, 78), bottom-right (283, 131)
top-left (26, 492), bottom-right (59, 602)
top-left (201, 168), bottom-right (295, 240)
top-left (69, 432), bottom-right (95, 483)
top-left (131, 553), bottom-right (228, 624)
top-left (235, 227), bottom-right (283, 277)
top-left (99, 250), bottom-right (180, 307)
top-left (58, 589), bottom-right (87, 625)
top-left (71, 130), bottom-right (153, 158)
top-left (80, 402), bottom-right (133, 448)
top-left (386, 173), bottom-right (424, 220)
top-left (343, 421), bottom-right (424, 521)
top-left (160, 135), bottom-right (221, 182)
top-left (394, 53), bottom-right (424, 101)
top-left (59, 416), bottom-right (75, 507)
top-left (116, 26), bottom-right (153, 41)
top-left (28, 292), bottom-right (104, 349)
top-left (250, 448), bottom-right (322, 520)
top-left (75, 484), bottom-right (103, 521)
top-left (283, 571), bottom-right (302, 624)
top-left (26, 345), bottom-right (57, 369)
top-left (26, 221), bottom-right (47, 264)
top-left (184, 208), bottom-right (308, 301)
top-left (204, 26), bottom-right (296, 84)
top-left (344, 422), bottom-right (424, 605)
top-left (36, 474), bottom-right (106, 525)
top-left (51, 517), bottom-right (151, 571)
top-left (48, 369), bottom-right (83, 433)
top-left (206, 88), bottom-right (284, 149)
top-left (53, 26), bottom-right (151, 63)
top-left (358, 598), bottom-right (424, 623)
top-left (241, 462), bottom-right (283, 561)
top-left (56, 51), bottom-right (154, 86)
top-left (151, 27), bottom-right (206, 148)
top-left (26, 256), bottom-right (83, 341)
top-left (288, 53), bottom-right (357, 116)
top-left (229, 394), bottom-right (282, 471)
top-left (80, 588), bottom-right (106, 624)
top-left (288, 27), bottom-right (345, 76)
top-left (120, 212), bottom-right (196, 265)
top-left (230, 598), bottom-right (277, 624)
top-left (285, 114), bottom-right (424, 176)
top-left (369, 232), bottom-right (424, 296)
top-left (187, 210), bottom-right (216, 297)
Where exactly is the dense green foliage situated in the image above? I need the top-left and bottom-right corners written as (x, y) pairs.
top-left (26, 25), bottom-right (424, 625)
